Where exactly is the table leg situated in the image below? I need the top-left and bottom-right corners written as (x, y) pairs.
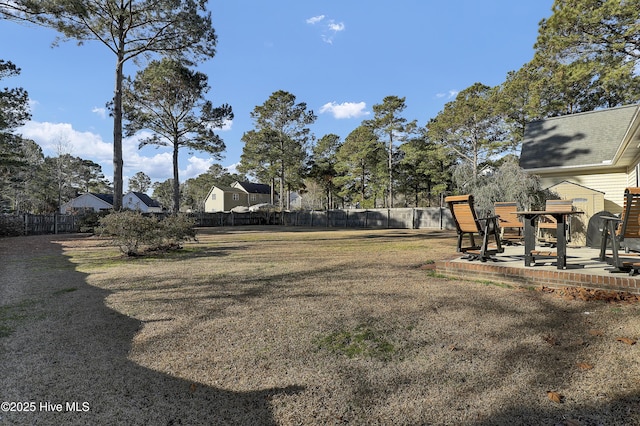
top-left (599, 221), bottom-right (609, 261)
top-left (523, 215), bottom-right (537, 266)
top-left (609, 220), bottom-right (621, 269)
top-left (555, 214), bottom-right (566, 269)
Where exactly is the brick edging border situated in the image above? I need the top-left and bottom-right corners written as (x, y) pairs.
top-left (435, 260), bottom-right (640, 295)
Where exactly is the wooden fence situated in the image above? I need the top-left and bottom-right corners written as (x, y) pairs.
top-left (0, 214), bottom-right (81, 236)
top-left (190, 208), bottom-right (453, 230)
top-left (190, 211), bottom-right (277, 227)
top-left (280, 208), bottom-right (454, 230)
top-left (1, 208), bottom-right (454, 237)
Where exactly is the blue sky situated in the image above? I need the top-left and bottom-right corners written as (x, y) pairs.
top-left (1, 1), bottom-right (554, 189)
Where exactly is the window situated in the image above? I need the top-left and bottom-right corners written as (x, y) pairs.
top-left (251, 194), bottom-right (257, 201)
top-left (211, 193), bottom-right (216, 200)
top-left (233, 193), bottom-right (240, 201)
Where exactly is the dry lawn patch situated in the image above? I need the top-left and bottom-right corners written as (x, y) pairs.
top-left (2, 227), bottom-right (640, 425)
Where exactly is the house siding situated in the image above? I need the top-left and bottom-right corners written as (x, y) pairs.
top-left (204, 182), bottom-right (273, 212)
top-left (540, 172), bottom-right (628, 214)
top-left (122, 193), bottom-right (162, 213)
top-left (628, 163), bottom-right (639, 188)
top-left (204, 188), bottom-right (224, 212)
top-left (224, 192), bottom-right (246, 211)
top-left (204, 187), bottom-right (247, 212)
top-left (60, 194), bottom-right (112, 214)
top-left (520, 104), bottom-right (640, 218)
top-left (546, 181), bottom-right (605, 246)
top-left (232, 181), bottom-right (272, 206)
top-left (247, 193), bottom-right (270, 206)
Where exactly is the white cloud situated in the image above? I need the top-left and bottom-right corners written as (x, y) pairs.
top-left (124, 151), bottom-right (173, 181)
top-left (19, 120), bottom-right (230, 186)
top-left (122, 133), bottom-right (219, 182)
top-left (319, 101), bottom-right (369, 119)
top-left (321, 20), bottom-right (345, 44)
top-left (121, 131), bottom-right (172, 179)
top-left (180, 156), bottom-right (215, 180)
top-left (328, 21), bottom-right (345, 32)
top-left (19, 121), bottom-right (112, 162)
top-left (436, 90), bottom-right (459, 99)
top-left (212, 118), bottom-right (232, 132)
top-left (92, 106), bottom-right (107, 119)
top-left (225, 162), bottom-right (240, 175)
top-left (307, 15), bottom-right (345, 44)
top-left (28, 99), bottom-right (39, 112)
top-left (306, 15), bottom-right (325, 25)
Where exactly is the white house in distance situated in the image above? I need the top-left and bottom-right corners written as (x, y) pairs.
top-left (203, 181), bottom-right (272, 212)
top-left (60, 192), bottom-right (162, 214)
top-left (60, 193), bottom-right (114, 214)
top-left (122, 192), bottom-right (163, 213)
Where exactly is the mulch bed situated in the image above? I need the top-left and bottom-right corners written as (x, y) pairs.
top-left (538, 285), bottom-right (640, 303)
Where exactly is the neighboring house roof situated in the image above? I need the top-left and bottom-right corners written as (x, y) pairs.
top-left (214, 185), bottom-right (245, 194)
top-left (520, 104), bottom-right (640, 172)
top-left (234, 181), bottom-right (271, 194)
top-left (91, 193), bottom-right (114, 205)
top-left (60, 193), bottom-right (113, 213)
top-left (128, 192), bottom-right (161, 208)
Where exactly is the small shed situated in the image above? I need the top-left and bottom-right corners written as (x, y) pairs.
top-left (546, 181), bottom-right (605, 246)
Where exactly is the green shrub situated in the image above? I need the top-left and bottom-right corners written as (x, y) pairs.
top-left (159, 214), bottom-right (197, 247)
top-left (98, 211), bottom-right (195, 256)
top-left (0, 216), bottom-right (24, 237)
top-left (76, 210), bottom-right (109, 233)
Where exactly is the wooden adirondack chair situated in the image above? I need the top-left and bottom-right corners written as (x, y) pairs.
top-left (445, 194), bottom-right (504, 262)
top-left (537, 199), bottom-right (574, 246)
top-left (494, 201), bottom-right (524, 244)
top-left (599, 188), bottom-right (640, 275)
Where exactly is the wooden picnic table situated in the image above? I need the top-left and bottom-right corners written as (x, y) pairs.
top-left (517, 210), bottom-right (584, 269)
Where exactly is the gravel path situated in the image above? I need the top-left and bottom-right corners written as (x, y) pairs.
top-left (0, 234), bottom-right (297, 425)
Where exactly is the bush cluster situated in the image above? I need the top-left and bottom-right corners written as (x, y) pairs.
top-left (71, 210), bottom-right (110, 233)
top-left (0, 216), bottom-right (24, 237)
top-left (98, 211), bottom-right (196, 256)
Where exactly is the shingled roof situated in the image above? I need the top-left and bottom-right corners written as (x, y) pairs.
top-left (520, 104), bottom-right (640, 171)
top-left (233, 181), bottom-right (271, 194)
top-left (92, 193), bottom-right (114, 205)
top-left (214, 185), bottom-right (245, 193)
top-left (130, 192), bottom-right (161, 208)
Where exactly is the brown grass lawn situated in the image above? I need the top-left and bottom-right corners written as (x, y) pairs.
top-left (2, 227), bottom-right (640, 425)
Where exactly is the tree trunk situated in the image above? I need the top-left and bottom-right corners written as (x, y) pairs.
top-left (286, 186), bottom-right (291, 210)
top-left (360, 163), bottom-right (366, 204)
top-left (279, 165), bottom-right (285, 211)
top-left (112, 45), bottom-right (125, 211)
top-left (172, 140), bottom-right (180, 213)
top-left (270, 177), bottom-right (275, 205)
top-left (473, 137), bottom-right (479, 182)
top-left (388, 134), bottom-right (394, 208)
